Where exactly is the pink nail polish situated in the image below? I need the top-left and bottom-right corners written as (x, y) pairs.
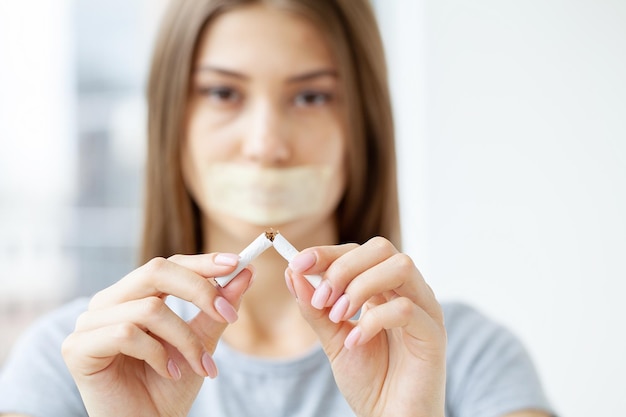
top-left (244, 266), bottom-right (256, 293)
top-left (329, 294), bottom-right (350, 323)
top-left (289, 252), bottom-right (317, 273)
top-left (215, 253), bottom-right (240, 266)
top-left (311, 281), bottom-right (331, 310)
top-left (284, 271), bottom-right (296, 298)
top-left (168, 358), bottom-right (182, 380)
top-left (214, 296), bottom-right (238, 323)
top-left (344, 326), bottom-right (362, 350)
top-left (202, 352), bottom-right (218, 378)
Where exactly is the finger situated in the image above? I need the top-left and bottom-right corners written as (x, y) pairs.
top-left (63, 323), bottom-right (176, 380)
top-left (327, 253), bottom-right (442, 323)
top-left (168, 252), bottom-right (240, 277)
top-left (89, 256), bottom-right (223, 309)
top-left (75, 297), bottom-right (213, 377)
top-left (294, 237), bottom-right (397, 309)
top-left (167, 253), bottom-right (256, 306)
top-left (185, 267), bottom-right (255, 354)
top-left (344, 296), bottom-right (445, 350)
top-left (285, 270), bottom-right (350, 361)
top-left (88, 257), bottom-right (247, 323)
top-left (288, 243), bottom-right (360, 275)
top-left (213, 265), bottom-right (255, 309)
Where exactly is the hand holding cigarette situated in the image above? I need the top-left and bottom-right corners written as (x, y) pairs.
top-left (214, 230), bottom-right (322, 288)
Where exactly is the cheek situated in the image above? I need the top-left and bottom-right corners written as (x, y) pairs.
top-left (328, 129), bottom-right (348, 187)
top-left (183, 110), bottom-right (238, 171)
top-left (180, 119), bottom-right (216, 207)
top-left (180, 141), bottom-right (204, 207)
top-left (317, 132), bottom-right (348, 211)
top-left (295, 118), bottom-right (346, 164)
top-left (328, 157), bottom-right (347, 209)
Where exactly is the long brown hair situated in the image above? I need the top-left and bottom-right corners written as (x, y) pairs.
top-left (140, 0), bottom-right (400, 263)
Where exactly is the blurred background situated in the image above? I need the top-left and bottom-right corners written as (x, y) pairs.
top-left (0, 0), bottom-right (166, 366)
top-left (1, 1), bottom-right (625, 416)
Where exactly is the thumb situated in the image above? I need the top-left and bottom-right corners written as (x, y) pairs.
top-left (190, 267), bottom-right (254, 354)
top-left (286, 270), bottom-right (353, 360)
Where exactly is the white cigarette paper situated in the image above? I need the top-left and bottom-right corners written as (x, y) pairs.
top-left (214, 232), bottom-right (273, 287)
top-left (214, 230), bottom-right (322, 288)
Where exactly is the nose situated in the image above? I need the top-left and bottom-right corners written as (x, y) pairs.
top-left (241, 100), bottom-right (290, 165)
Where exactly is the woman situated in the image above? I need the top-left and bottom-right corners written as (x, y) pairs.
top-left (0, 1), bottom-right (555, 416)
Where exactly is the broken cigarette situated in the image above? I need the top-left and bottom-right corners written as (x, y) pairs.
top-left (214, 231), bottom-right (273, 287)
top-left (214, 229), bottom-right (322, 288)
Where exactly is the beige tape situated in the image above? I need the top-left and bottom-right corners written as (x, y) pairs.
top-left (205, 163), bottom-right (332, 225)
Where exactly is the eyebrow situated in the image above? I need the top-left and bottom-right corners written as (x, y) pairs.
top-left (194, 65), bottom-right (338, 82)
top-left (287, 69), bottom-right (338, 83)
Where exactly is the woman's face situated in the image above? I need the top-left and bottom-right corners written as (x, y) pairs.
top-left (182, 4), bottom-right (347, 239)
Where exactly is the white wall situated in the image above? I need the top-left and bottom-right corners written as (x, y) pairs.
top-left (0, 0), bottom-right (77, 300)
top-left (376, 1), bottom-right (626, 416)
top-left (0, 0), bottom-right (168, 362)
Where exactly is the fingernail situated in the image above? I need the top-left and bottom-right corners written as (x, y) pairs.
top-left (168, 358), bottom-right (181, 380)
top-left (344, 326), bottom-right (362, 350)
top-left (247, 263), bottom-right (256, 280)
top-left (289, 252), bottom-right (317, 273)
top-left (284, 271), bottom-right (296, 298)
top-left (311, 281), bottom-right (331, 310)
top-left (244, 266), bottom-right (256, 293)
top-left (214, 296), bottom-right (238, 323)
top-left (215, 253), bottom-right (239, 266)
top-left (329, 294), bottom-right (350, 323)
top-left (243, 265), bottom-right (254, 293)
top-left (202, 352), bottom-right (218, 378)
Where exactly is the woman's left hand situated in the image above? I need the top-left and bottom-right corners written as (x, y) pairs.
top-left (285, 237), bottom-right (446, 417)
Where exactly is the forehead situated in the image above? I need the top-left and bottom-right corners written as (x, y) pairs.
top-left (195, 4), bottom-right (337, 73)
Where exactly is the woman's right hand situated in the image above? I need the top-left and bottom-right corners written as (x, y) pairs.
top-left (62, 253), bottom-right (253, 417)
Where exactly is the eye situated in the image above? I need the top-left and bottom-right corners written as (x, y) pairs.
top-left (196, 86), bottom-right (242, 105)
top-left (293, 91), bottom-right (333, 107)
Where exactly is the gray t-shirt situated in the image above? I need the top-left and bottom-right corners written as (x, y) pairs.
top-left (0, 297), bottom-right (555, 417)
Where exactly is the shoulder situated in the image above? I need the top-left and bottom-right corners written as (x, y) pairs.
top-left (441, 301), bottom-right (514, 344)
top-left (442, 301), bottom-right (529, 355)
top-left (2, 297), bottom-right (91, 366)
top-left (441, 301), bottom-right (530, 375)
top-left (22, 297), bottom-right (91, 342)
top-left (441, 301), bottom-right (554, 417)
top-left (0, 298), bottom-right (90, 416)
top-left (442, 301), bottom-right (501, 331)
top-left (2, 296), bottom-right (90, 372)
